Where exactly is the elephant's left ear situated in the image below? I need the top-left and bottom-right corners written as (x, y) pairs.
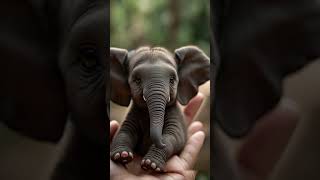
top-left (110, 48), bottom-right (131, 106)
top-left (175, 46), bottom-right (210, 105)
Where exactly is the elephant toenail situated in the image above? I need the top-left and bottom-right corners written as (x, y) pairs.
top-left (121, 151), bottom-right (128, 157)
top-left (145, 159), bottom-right (151, 165)
top-left (141, 159), bottom-right (145, 165)
top-left (129, 152), bottom-right (133, 158)
top-left (156, 168), bottom-right (161, 172)
top-left (114, 153), bottom-right (120, 159)
top-left (151, 163), bottom-right (156, 169)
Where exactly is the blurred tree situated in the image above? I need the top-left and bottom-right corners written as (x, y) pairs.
top-left (110, 0), bottom-right (210, 55)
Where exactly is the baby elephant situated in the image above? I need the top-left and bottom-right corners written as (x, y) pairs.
top-left (110, 46), bottom-right (210, 172)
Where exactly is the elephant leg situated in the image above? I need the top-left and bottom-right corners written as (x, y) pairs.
top-left (141, 109), bottom-right (186, 172)
top-left (140, 136), bottom-right (175, 172)
top-left (110, 118), bottom-right (139, 164)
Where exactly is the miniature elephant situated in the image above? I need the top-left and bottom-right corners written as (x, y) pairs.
top-left (110, 46), bottom-right (210, 172)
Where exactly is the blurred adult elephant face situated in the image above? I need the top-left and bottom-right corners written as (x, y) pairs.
top-left (211, 0), bottom-right (320, 179)
top-left (59, 4), bottom-right (107, 144)
top-left (0, 0), bottom-right (108, 145)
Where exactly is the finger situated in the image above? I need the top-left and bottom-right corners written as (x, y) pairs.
top-left (180, 131), bottom-right (205, 170)
top-left (162, 170), bottom-right (197, 180)
top-left (187, 121), bottom-right (203, 138)
top-left (110, 159), bottom-right (123, 177)
top-left (184, 92), bottom-right (204, 125)
top-left (110, 120), bottom-right (119, 141)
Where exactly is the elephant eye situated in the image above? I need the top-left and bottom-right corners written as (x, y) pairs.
top-left (134, 78), bottom-right (141, 85)
top-left (170, 76), bottom-right (175, 84)
top-left (80, 47), bottom-right (99, 70)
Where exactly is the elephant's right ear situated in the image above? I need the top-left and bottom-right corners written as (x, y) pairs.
top-left (110, 48), bottom-right (131, 106)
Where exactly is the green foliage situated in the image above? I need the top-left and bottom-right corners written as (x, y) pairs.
top-left (196, 171), bottom-right (210, 180)
top-left (111, 0), bottom-right (210, 55)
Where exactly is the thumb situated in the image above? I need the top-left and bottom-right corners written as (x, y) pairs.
top-left (179, 131), bottom-right (206, 169)
top-left (184, 93), bottom-right (205, 125)
top-left (110, 120), bottom-right (119, 142)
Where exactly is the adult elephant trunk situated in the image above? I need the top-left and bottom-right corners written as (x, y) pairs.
top-left (144, 80), bottom-right (170, 149)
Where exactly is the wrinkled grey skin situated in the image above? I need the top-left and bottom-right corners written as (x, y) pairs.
top-left (110, 46), bottom-right (210, 172)
top-left (0, 1), bottom-right (107, 179)
top-left (213, 0), bottom-right (320, 138)
top-left (212, 0), bottom-right (320, 179)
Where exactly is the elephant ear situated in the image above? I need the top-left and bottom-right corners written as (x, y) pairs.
top-left (213, 0), bottom-right (320, 137)
top-left (110, 48), bottom-right (131, 106)
top-left (175, 46), bottom-right (210, 105)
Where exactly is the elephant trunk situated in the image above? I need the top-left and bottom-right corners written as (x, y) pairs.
top-left (144, 81), bottom-right (169, 149)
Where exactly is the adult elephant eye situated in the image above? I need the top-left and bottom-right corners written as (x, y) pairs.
top-left (134, 78), bottom-right (141, 85)
top-left (80, 47), bottom-right (98, 70)
top-left (170, 76), bottom-right (175, 84)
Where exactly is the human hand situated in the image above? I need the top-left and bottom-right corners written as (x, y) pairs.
top-left (110, 93), bottom-right (206, 180)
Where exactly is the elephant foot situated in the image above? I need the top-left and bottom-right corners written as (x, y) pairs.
top-left (141, 158), bottom-right (164, 172)
top-left (141, 148), bottom-right (166, 173)
top-left (110, 148), bottom-right (134, 164)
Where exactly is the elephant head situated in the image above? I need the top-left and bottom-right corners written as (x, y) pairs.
top-left (0, 0), bottom-right (108, 145)
top-left (58, 1), bottom-right (108, 144)
top-left (110, 46), bottom-right (210, 148)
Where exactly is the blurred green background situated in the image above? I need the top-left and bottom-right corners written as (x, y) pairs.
top-left (111, 0), bottom-right (210, 55)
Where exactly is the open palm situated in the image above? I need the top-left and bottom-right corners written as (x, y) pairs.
top-left (110, 93), bottom-right (206, 180)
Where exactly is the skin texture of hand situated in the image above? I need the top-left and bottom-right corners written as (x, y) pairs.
top-left (110, 93), bottom-right (206, 180)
